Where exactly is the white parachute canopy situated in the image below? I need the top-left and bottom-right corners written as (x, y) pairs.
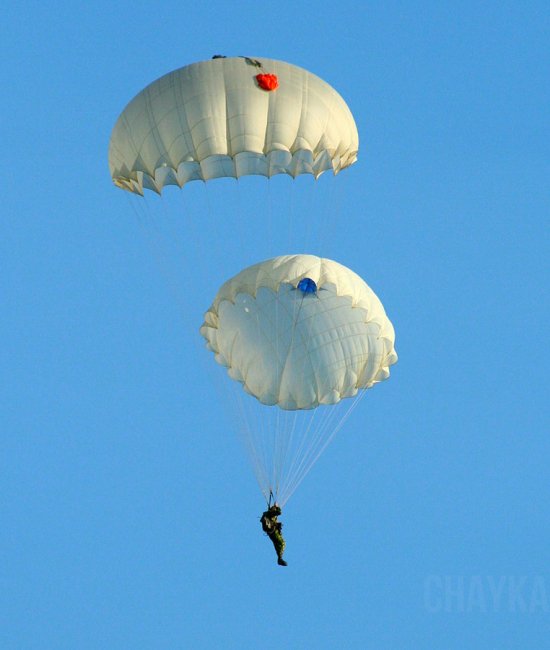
top-left (109, 56), bottom-right (358, 195)
top-left (200, 255), bottom-right (397, 505)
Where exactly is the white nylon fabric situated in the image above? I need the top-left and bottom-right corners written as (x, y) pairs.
top-left (109, 57), bottom-right (358, 194)
top-left (200, 255), bottom-right (397, 410)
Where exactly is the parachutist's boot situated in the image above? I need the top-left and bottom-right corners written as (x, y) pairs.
top-left (277, 557), bottom-right (288, 566)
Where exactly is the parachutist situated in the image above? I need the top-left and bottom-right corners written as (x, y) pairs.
top-left (260, 504), bottom-right (287, 566)
top-left (242, 56), bottom-right (263, 68)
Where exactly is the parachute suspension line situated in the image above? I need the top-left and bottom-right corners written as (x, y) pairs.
top-left (278, 303), bottom-right (332, 504)
top-left (287, 177), bottom-right (296, 253)
top-left (273, 286), bottom-right (281, 496)
top-left (269, 284), bottom-right (329, 505)
top-left (273, 282), bottom-right (297, 501)
top-left (241, 291), bottom-right (282, 502)
top-left (294, 347), bottom-right (371, 491)
top-left (244, 413), bottom-right (272, 503)
top-left (281, 386), bottom-right (371, 504)
top-left (286, 361), bottom-right (350, 490)
top-left (274, 286), bottom-right (373, 505)
top-left (258, 298), bottom-right (276, 499)
top-left (272, 410), bottom-right (299, 503)
top-left (234, 285), bottom-right (306, 504)
top-left (320, 175), bottom-right (336, 252)
top-left (279, 342), bottom-right (376, 505)
top-left (124, 190), bottom-right (146, 226)
top-left (203, 343), bottom-right (264, 500)
top-left (248, 306), bottom-right (274, 502)
top-left (275, 290), bottom-right (319, 498)
top-left (302, 175), bottom-right (325, 255)
top-left (277, 410), bottom-right (319, 506)
top-left (233, 176), bottom-right (249, 259)
top-left (266, 176), bottom-right (274, 258)
top-left (314, 171), bottom-right (340, 254)
top-left (245, 285), bottom-right (312, 504)
top-left (124, 192), bottom-right (188, 313)
top-left (315, 386), bottom-right (370, 464)
top-left (269, 289), bottom-right (306, 501)
top-left (281, 406), bottom-right (344, 504)
top-left (229, 370), bottom-right (272, 502)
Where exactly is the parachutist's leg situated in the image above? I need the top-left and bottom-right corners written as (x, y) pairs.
top-left (271, 530), bottom-right (287, 566)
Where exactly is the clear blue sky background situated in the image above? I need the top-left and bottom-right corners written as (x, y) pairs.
top-left (2, 2), bottom-right (549, 648)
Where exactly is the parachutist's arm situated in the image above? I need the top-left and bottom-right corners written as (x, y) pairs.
top-left (260, 512), bottom-right (273, 534)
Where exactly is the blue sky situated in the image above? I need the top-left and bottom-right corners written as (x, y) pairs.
top-left (2, 2), bottom-right (549, 648)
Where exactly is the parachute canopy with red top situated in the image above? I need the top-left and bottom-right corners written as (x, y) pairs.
top-left (109, 56), bottom-right (359, 195)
